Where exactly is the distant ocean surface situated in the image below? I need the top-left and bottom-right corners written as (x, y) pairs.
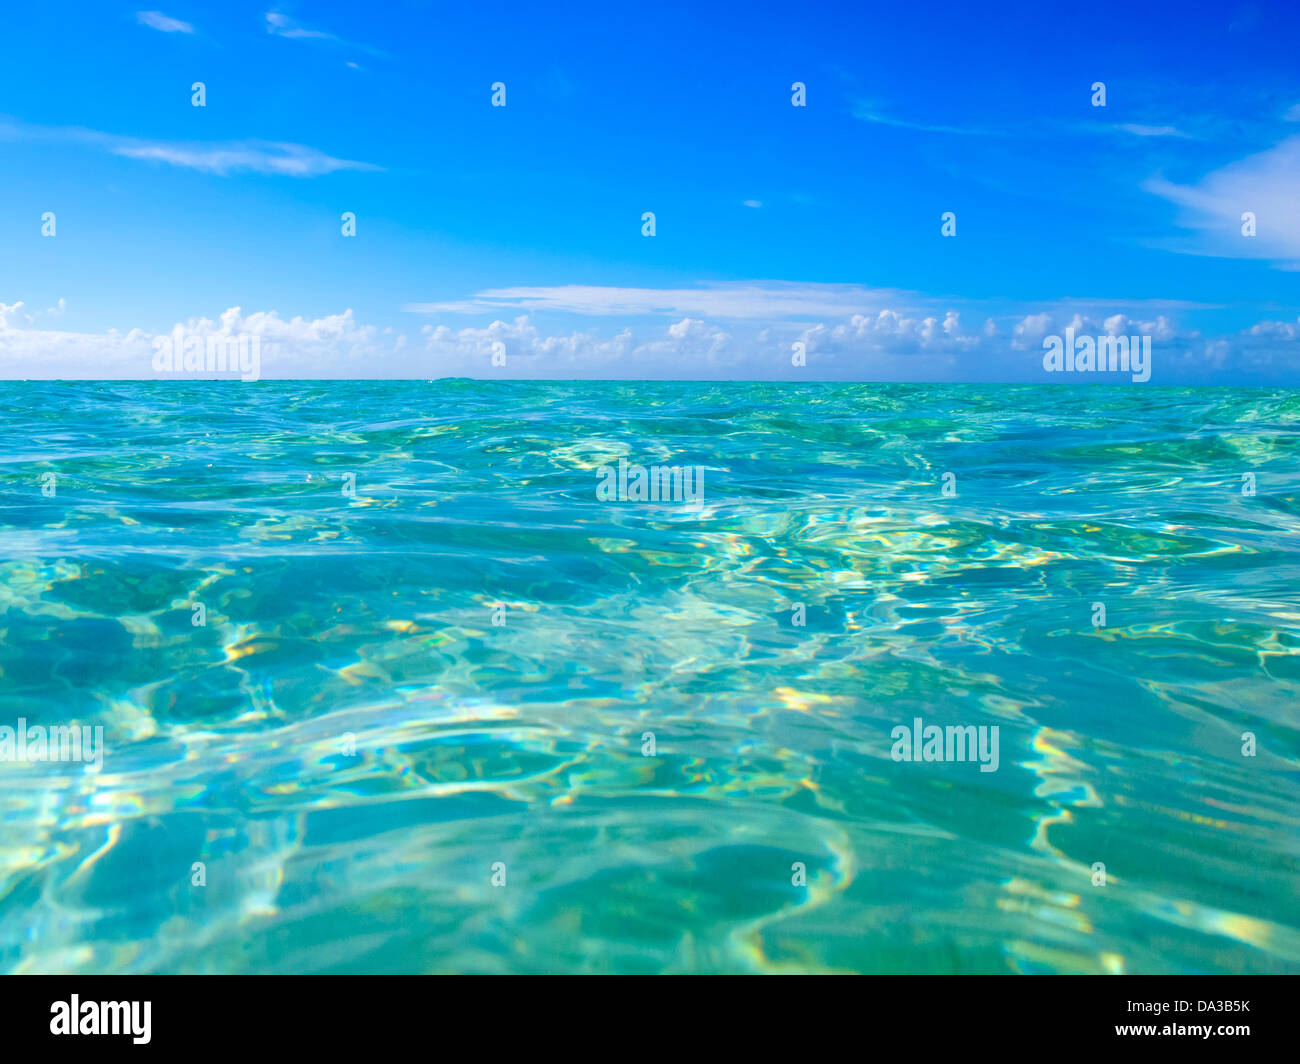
top-left (1, 380), bottom-right (1297, 974)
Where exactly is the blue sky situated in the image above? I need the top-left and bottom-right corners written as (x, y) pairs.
top-left (2, 1), bottom-right (1299, 381)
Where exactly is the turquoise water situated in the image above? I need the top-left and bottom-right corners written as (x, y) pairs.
top-left (1, 380), bottom-right (1297, 974)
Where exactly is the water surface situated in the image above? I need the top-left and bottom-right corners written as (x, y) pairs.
top-left (1, 381), bottom-right (1297, 973)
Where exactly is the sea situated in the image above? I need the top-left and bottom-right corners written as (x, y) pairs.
top-left (1, 380), bottom-right (1297, 973)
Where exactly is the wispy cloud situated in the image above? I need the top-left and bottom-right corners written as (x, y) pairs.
top-left (113, 139), bottom-right (378, 176)
top-left (1115, 123), bottom-right (1192, 138)
top-left (1144, 134), bottom-right (1300, 267)
top-left (264, 9), bottom-right (385, 56)
top-left (136, 10), bottom-right (194, 34)
top-left (851, 101), bottom-right (1002, 136)
top-left (405, 283), bottom-right (1217, 323)
top-left (265, 10), bottom-right (336, 41)
top-left (405, 282), bottom-right (921, 321)
top-left (0, 118), bottom-right (379, 177)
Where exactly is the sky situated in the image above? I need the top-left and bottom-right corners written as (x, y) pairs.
top-left (1, 0), bottom-right (1299, 382)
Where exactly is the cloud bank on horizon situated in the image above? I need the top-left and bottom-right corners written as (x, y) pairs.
top-left (5, 286), bottom-right (1299, 384)
top-left (2, 1), bottom-right (1299, 383)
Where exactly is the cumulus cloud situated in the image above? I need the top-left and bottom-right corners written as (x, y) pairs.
top-left (423, 316), bottom-right (630, 373)
top-left (644, 318), bottom-right (735, 364)
top-left (0, 305), bottom-right (403, 380)
top-left (420, 315), bottom-right (738, 377)
top-left (0, 302), bottom-right (155, 378)
top-left (1245, 316), bottom-right (1300, 340)
top-left (821, 309), bottom-right (980, 352)
top-left (3, 297), bottom-right (1298, 384)
top-left (0, 302), bottom-right (34, 329)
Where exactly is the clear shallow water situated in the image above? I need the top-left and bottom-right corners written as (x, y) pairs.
top-left (0, 380), bottom-right (1297, 974)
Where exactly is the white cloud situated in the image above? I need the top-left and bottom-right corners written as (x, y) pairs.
top-left (0, 118), bottom-right (378, 177)
top-left (421, 316), bottom-right (633, 374)
top-left (1012, 312), bottom-right (1053, 347)
top-left (421, 315), bottom-right (743, 376)
top-left (406, 282), bottom-right (917, 321)
top-left (2, 299), bottom-right (1296, 383)
top-left (111, 138), bottom-right (378, 177)
top-left (0, 306), bottom-right (401, 380)
top-left (1246, 315), bottom-right (1300, 340)
top-left (648, 318), bottom-right (734, 362)
top-left (851, 101), bottom-right (999, 136)
top-left (1, 302), bottom-right (154, 378)
top-left (1115, 123), bottom-right (1191, 138)
top-left (265, 11), bottom-right (336, 40)
top-left (136, 11), bottom-right (194, 34)
top-left (823, 309), bottom-right (982, 351)
top-left (407, 284), bottom-right (1213, 327)
top-left (1008, 311), bottom-right (1182, 350)
top-left (0, 302), bottom-right (34, 329)
top-left (1145, 135), bottom-right (1300, 267)
top-left (264, 9), bottom-right (384, 55)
